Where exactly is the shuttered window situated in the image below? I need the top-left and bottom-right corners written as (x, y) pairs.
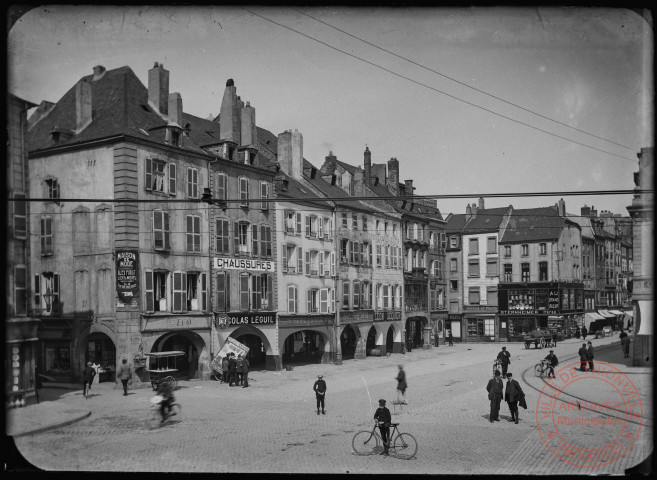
top-left (40, 216), bottom-right (53, 255)
top-left (153, 210), bottom-right (170, 250)
top-left (216, 272), bottom-right (230, 312)
top-left (216, 219), bottom-right (230, 253)
top-left (173, 271), bottom-right (187, 313)
top-left (239, 273), bottom-right (249, 310)
top-left (186, 215), bottom-right (201, 252)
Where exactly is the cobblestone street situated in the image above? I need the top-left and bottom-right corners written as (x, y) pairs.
top-left (9, 336), bottom-right (652, 474)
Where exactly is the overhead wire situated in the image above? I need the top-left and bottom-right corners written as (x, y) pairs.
top-left (242, 7), bottom-right (638, 163)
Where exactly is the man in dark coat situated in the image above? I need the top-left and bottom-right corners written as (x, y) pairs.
top-left (504, 372), bottom-right (524, 424)
top-left (586, 341), bottom-right (595, 372)
top-left (83, 361), bottom-right (96, 398)
top-left (373, 399), bottom-right (392, 455)
top-left (581, 325), bottom-right (588, 340)
top-left (241, 355), bottom-right (250, 388)
top-left (396, 365), bottom-right (408, 404)
top-left (235, 354), bottom-right (244, 386)
top-left (496, 346), bottom-right (511, 377)
top-left (227, 353), bottom-right (237, 386)
top-left (544, 350), bottom-right (559, 377)
top-left (313, 374), bottom-right (327, 415)
top-left (578, 343), bottom-right (588, 372)
top-left (486, 370), bottom-right (504, 422)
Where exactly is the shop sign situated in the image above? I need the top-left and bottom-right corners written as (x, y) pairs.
top-left (373, 310), bottom-right (402, 322)
top-left (499, 309), bottom-right (558, 315)
top-left (340, 310), bottom-right (373, 324)
top-left (548, 289), bottom-right (560, 310)
top-left (463, 305), bottom-right (497, 313)
top-left (278, 315), bottom-right (331, 328)
top-left (141, 315), bottom-right (211, 332)
top-left (214, 312), bottom-right (276, 329)
top-left (115, 249), bottom-right (139, 303)
top-left (213, 257), bottom-right (275, 272)
top-left (447, 314), bottom-right (461, 320)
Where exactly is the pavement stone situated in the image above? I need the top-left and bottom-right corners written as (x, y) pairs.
top-left (7, 334), bottom-right (652, 474)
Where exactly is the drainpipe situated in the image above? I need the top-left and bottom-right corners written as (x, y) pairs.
top-left (333, 207), bottom-right (342, 365)
top-left (207, 157), bottom-right (219, 360)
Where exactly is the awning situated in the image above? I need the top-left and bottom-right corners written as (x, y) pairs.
top-left (624, 310), bottom-right (634, 317)
top-left (597, 310), bottom-right (616, 318)
top-left (609, 310), bottom-right (625, 315)
top-left (638, 301), bottom-right (653, 335)
top-left (584, 312), bottom-right (605, 329)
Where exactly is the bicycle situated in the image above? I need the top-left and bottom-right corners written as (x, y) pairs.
top-left (150, 394), bottom-right (182, 427)
top-left (352, 422), bottom-right (418, 459)
top-left (493, 359), bottom-right (502, 376)
top-left (152, 375), bottom-right (178, 392)
top-left (534, 359), bottom-right (555, 378)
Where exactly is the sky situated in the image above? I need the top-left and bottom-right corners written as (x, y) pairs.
top-left (7, 5), bottom-right (653, 218)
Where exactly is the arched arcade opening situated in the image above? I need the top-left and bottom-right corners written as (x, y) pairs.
top-left (282, 330), bottom-right (328, 366)
top-left (84, 332), bottom-right (116, 383)
top-left (340, 324), bottom-right (360, 360)
top-left (153, 330), bottom-right (205, 379)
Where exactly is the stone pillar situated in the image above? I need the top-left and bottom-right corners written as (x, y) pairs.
top-left (423, 326), bottom-right (433, 349)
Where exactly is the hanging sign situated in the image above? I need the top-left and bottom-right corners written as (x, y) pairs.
top-left (116, 250), bottom-right (139, 303)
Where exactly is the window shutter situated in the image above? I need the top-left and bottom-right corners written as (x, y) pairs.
top-left (260, 182), bottom-right (269, 210)
top-left (330, 288), bottom-right (335, 313)
top-left (240, 273), bottom-right (249, 310)
top-left (305, 251), bottom-right (310, 275)
top-left (318, 219), bottom-right (324, 238)
top-left (169, 163), bottom-right (176, 196)
top-left (307, 289), bottom-right (312, 313)
top-left (282, 245), bottom-right (288, 272)
top-left (267, 275), bottom-right (273, 309)
top-left (164, 211), bottom-right (170, 249)
top-left (34, 274), bottom-right (41, 309)
top-left (252, 224), bottom-right (258, 256)
top-left (193, 169), bottom-right (198, 198)
top-left (305, 216), bottom-right (311, 237)
top-left (153, 211), bottom-right (163, 249)
top-left (330, 252), bottom-right (335, 276)
top-left (194, 216), bottom-right (201, 252)
top-left (216, 273), bottom-right (225, 311)
top-left (186, 215), bottom-right (193, 251)
top-left (145, 270), bottom-right (154, 312)
top-left (173, 272), bottom-right (186, 312)
top-left (145, 159), bottom-right (152, 191)
top-left (222, 220), bottom-right (230, 253)
top-left (297, 247), bottom-right (303, 273)
top-left (320, 288), bottom-right (328, 314)
top-left (319, 252), bottom-right (324, 276)
top-left (234, 221), bottom-right (240, 253)
top-left (53, 273), bottom-right (60, 312)
top-left (296, 213), bottom-right (302, 234)
top-left (288, 286), bottom-right (296, 313)
top-left (186, 168), bottom-right (192, 197)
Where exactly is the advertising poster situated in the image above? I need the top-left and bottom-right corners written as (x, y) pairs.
top-left (116, 249), bottom-right (139, 303)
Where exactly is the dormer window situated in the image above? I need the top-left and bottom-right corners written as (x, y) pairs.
top-left (45, 178), bottom-right (60, 200)
top-left (166, 124), bottom-right (183, 147)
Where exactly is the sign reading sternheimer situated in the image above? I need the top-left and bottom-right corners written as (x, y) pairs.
top-left (213, 257), bottom-right (276, 272)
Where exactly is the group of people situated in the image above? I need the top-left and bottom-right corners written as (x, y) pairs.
top-left (578, 341), bottom-right (595, 372)
top-left (218, 352), bottom-right (250, 387)
top-left (486, 370), bottom-right (525, 424)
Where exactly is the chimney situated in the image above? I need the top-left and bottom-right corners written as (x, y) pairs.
top-left (219, 79), bottom-right (240, 144)
top-left (558, 198), bottom-right (566, 216)
top-left (581, 205), bottom-right (591, 217)
top-left (291, 130), bottom-right (303, 179)
top-left (277, 129), bottom-right (303, 179)
top-left (387, 158), bottom-right (399, 196)
top-left (75, 80), bottom-right (92, 133)
top-left (371, 164), bottom-right (386, 186)
top-left (241, 101), bottom-right (257, 147)
top-left (471, 203), bottom-right (478, 215)
top-left (364, 146), bottom-right (372, 185)
top-left (591, 206), bottom-right (597, 217)
top-left (466, 204), bottom-right (472, 220)
top-left (168, 92), bottom-right (183, 126)
top-left (478, 197), bottom-right (485, 210)
top-left (92, 65), bottom-right (106, 81)
top-left (148, 62), bottom-right (169, 115)
top-left (404, 179), bottom-right (414, 196)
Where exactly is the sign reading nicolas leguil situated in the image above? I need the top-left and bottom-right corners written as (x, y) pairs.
top-left (116, 249), bottom-right (139, 303)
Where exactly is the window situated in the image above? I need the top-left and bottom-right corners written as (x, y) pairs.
top-left (540, 243), bottom-right (547, 255)
top-left (486, 259), bottom-right (498, 277)
top-left (13, 193), bottom-right (27, 239)
top-left (352, 214), bottom-right (358, 230)
top-left (73, 209), bottom-right (91, 255)
top-left (95, 206), bottom-right (112, 251)
top-left (394, 285), bottom-right (401, 310)
top-left (215, 272), bottom-right (230, 311)
top-left (34, 272), bottom-right (60, 314)
top-left (307, 288), bottom-right (319, 313)
top-left (521, 244), bottom-right (529, 256)
top-left (251, 225), bottom-right (259, 257)
top-left (450, 258), bottom-right (457, 272)
top-left (487, 287), bottom-right (498, 306)
top-left (469, 238), bottom-right (479, 255)
top-left (440, 232), bottom-right (446, 250)
top-left (145, 159), bottom-right (176, 195)
top-left (353, 281), bottom-right (361, 309)
top-left (239, 273), bottom-right (250, 310)
top-left (45, 178), bottom-right (60, 199)
top-left (341, 212), bottom-right (348, 228)
top-left (487, 237), bottom-right (496, 253)
top-left (429, 232), bottom-right (435, 249)
top-left (186, 215), bottom-right (201, 252)
top-left (376, 244), bottom-right (382, 267)
top-left (260, 225), bottom-right (272, 257)
top-left (145, 270), bottom-right (168, 312)
top-left (288, 285), bottom-right (298, 313)
top-left (322, 217), bottom-right (332, 239)
top-left (342, 281), bottom-right (350, 309)
top-left (468, 259), bottom-right (480, 277)
top-left (521, 263), bottom-right (530, 282)
top-left (186, 167), bottom-right (199, 198)
top-left (153, 210), bottom-right (171, 250)
top-left (260, 182), bottom-right (270, 210)
top-left (382, 285), bottom-right (390, 309)
top-left (305, 215), bottom-right (318, 238)
top-left (282, 244), bottom-right (296, 273)
top-left (234, 221), bottom-right (249, 255)
top-left (468, 287), bottom-right (480, 305)
top-left (216, 172), bottom-right (227, 200)
top-left (40, 216), bottom-right (53, 256)
top-left (362, 215), bottom-right (368, 232)
top-left (504, 245), bottom-right (512, 257)
top-left (539, 261), bottom-right (548, 281)
top-left (15, 266), bottom-right (27, 315)
top-left (215, 219), bottom-right (230, 253)
top-left (251, 274), bottom-right (273, 310)
top-left (450, 236), bottom-right (458, 248)
top-left (239, 177), bottom-right (249, 208)
top-left (504, 264), bottom-right (513, 282)
top-left (450, 279), bottom-right (458, 291)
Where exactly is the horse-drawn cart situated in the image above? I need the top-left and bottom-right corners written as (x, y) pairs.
top-left (523, 330), bottom-right (549, 349)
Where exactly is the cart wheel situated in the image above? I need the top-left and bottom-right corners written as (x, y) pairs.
top-left (524, 341), bottom-right (530, 349)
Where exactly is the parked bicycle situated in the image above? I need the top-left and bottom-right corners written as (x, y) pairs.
top-left (534, 359), bottom-right (555, 378)
top-left (352, 422), bottom-right (418, 459)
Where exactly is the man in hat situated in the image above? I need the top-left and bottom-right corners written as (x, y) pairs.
top-left (496, 346), bottom-right (511, 377)
top-left (374, 399), bottom-right (392, 455)
top-left (82, 361), bottom-right (96, 399)
top-left (313, 374), bottom-right (327, 415)
top-left (544, 350), bottom-right (559, 378)
top-left (504, 373), bottom-right (524, 424)
top-left (578, 343), bottom-right (588, 372)
top-left (486, 370), bottom-right (504, 422)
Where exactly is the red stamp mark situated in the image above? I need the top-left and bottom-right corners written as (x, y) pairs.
top-left (536, 361), bottom-right (642, 468)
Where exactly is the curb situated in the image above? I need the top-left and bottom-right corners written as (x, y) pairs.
top-left (9, 410), bottom-right (92, 439)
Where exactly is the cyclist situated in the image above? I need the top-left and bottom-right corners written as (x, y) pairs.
top-left (544, 350), bottom-right (559, 378)
top-left (156, 380), bottom-right (176, 424)
top-left (374, 398), bottom-right (392, 456)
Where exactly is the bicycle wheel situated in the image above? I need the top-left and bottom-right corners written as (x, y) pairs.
top-left (163, 376), bottom-right (178, 391)
top-left (392, 433), bottom-right (418, 459)
top-left (534, 364), bottom-right (543, 377)
top-left (352, 430), bottom-right (382, 456)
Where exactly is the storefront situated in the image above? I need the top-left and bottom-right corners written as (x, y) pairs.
top-left (463, 305), bottom-right (497, 342)
top-left (278, 314), bottom-right (332, 366)
top-left (446, 314), bottom-right (462, 342)
top-left (214, 311), bottom-right (278, 370)
top-left (431, 313), bottom-right (447, 346)
top-left (374, 310), bottom-right (402, 353)
top-left (6, 316), bottom-right (39, 407)
top-left (405, 316), bottom-right (427, 350)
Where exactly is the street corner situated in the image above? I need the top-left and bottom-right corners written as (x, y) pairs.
top-left (7, 401), bottom-right (91, 438)
top-left (534, 361), bottom-right (643, 469)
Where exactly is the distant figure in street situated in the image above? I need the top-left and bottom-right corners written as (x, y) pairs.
top-left (504, 372), bottom-right (524, 424)
top-left (116, 358), bottom-right (132, 396)
top-left (396, 364), bottom-right (408, 404)
top-left (241, 355), bottom-right (250, 388)
top-left (83, 361), bottom-right (96, 398)
top-left (313, 374), bottom-right (326, 415)
top-left (586, 341), bottom-right (595, 372)
top-left (581, 325), bottom-right (588, 341)
top-left (578, 343), bottom-right (588, 372)
top-left (486, 370), bottom-right (504, 422)
top-left (228, 353), bottom-right (237, 387)
top-left (496, 347), bottom-right (511, 377)
top-left (236, 354), bottom-right (244, 386)
top-left (448, 330), bottom-right (454, 346)
top-left (575, 327), bottom-right (581, 339)
top-left (374, 399), bottom-right (392, 456)
top-left (552, 331), bottom-right (558, 348)
top-left (544, 350), bottom-right (559, 378)
top-left (221, 356), bottom-right (229, 384)
top-left (620, 331), bottom-right (631, 358)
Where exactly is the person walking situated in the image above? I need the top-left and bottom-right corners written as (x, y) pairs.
top-left (82, 361), bottom-right (96, 398)
top-left (221, 356), bottom-right (229, 384)
top-left (486, 370), bottom-right (504, 422)
top-left (236, 354), bottom-right (244, 386)
top-left (241, 355), bottom-right (250, 388)
top-left (581, 325), bottom-right (588, 341)
top-left (396, 364), bottom-right (408, 404)
top-left (620, 331), bottom-right (631, 358)
top-left (496, 346), bottom-right (511, 377)
top-left (448, 330), bottom-right (454, 346)
top-left (373, 399), bottom-right (392, 456)
top-left (552, 331), bottom-right (558, 348)
top-left (586, 341), bottom-right (595, 372)
top-left (116, 358), bottom-right (132, 396)
top-left (228, 353), bottom-right (237, 387)
top-left (544, 350), bottom-right (559, 377)
top-left (313, 374), bottom-right (327, 415)
top-left (578, 343), bottom-right (588, 372)
top-left (504, 372), bottom-right (524, 424)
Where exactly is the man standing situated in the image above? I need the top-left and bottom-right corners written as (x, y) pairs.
top-left (221, 356), bottom-right (229, 384)
top-left (373, 399), bottom-right (392, 456)
top-left (586, 341), bottom-right (595, 372)
top-left (313, 374), bottom-right (326, 415)
top-left (116, 358), bottom-right (132, 396)
top-left (486, 370), bottom-right (504, 422)
top-left (496, 346), bottom-right (511, 377)
top-left (228, 353), bottom-right (237, 387)
top-left (620, 331), bottom-right (631, 358)
top-left (82, 361), bottom-right (96, 398)
top-left (448, 330), bottom-right (454, 346)
top-left (241, 355), bottom-right (250, 388)
top-left (504, 372), bottom-right (524, 424)
top-left (581, 325), bottom-right (588, 341)
top-left (396, 365), bottom-right (408, 404)
top-left (578, 343), bottom-right (588, 372)
top-left (236, 354), bottom-right (244, 386)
